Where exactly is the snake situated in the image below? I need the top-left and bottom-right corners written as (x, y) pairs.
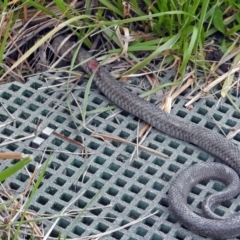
top-left (52, 36), bottom-right (240, 239)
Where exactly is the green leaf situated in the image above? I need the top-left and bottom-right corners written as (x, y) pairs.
top-left (213, 6), bottom-right (225, 34)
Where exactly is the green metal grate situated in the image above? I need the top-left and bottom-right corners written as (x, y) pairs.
top-left (0, 72), bottom-right (240, 240)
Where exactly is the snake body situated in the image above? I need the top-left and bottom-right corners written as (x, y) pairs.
top-left (53, 36), bottom-right (240, 238)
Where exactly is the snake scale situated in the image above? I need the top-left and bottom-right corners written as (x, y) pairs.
top-left (52, 36), bottom-right (240, 239)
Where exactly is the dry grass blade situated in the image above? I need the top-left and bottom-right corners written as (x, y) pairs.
top-left (70, 210), bottom-right (158, 240)
top-left (92, 132), bottom-right (169, 158)
top-left (0, 152), bottom-right (29, 160)
top-left (163, 71), bottom-right (195, 113)
top-left (0, 133), bottom-right (35, 147)
top-left (185, 64), bottom-right (240, 107)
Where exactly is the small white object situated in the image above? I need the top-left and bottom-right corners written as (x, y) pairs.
top-left (41, 127), bottom-right (54, 138)
top-left (32, 136), bottom-right (44, 148)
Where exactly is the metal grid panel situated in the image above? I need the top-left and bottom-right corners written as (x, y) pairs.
top-left (1, 72), bottom-right (240, 240)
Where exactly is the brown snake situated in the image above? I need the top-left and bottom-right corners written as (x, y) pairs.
top-left (52, 36), bottom-right (240, 239)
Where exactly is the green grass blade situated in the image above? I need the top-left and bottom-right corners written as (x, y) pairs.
top-left (99, 0), bottom-right (123, 16)
top-left (20, 0), bottom-right (57, 17)
top-left (179, 26), bottom-right (198, 74)
top-left (13, 154), bottom-right (52, 240)
top-left (213, 5), bottom-right (225, 34)
top-left (0, 157), bottom-right (31, 182)
top-left (123, 32), bottom-right (182, 75)
top-left (82, 72), bottom-right (95, 124)
top-left (0, 12), bottom-right (12, 65)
